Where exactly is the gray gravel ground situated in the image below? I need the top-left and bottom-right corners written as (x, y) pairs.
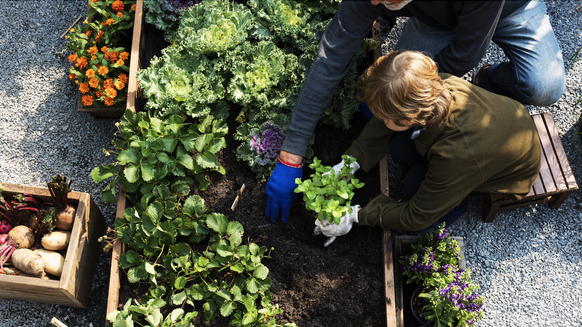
top-left (0, 1), bottom-right (580, 326)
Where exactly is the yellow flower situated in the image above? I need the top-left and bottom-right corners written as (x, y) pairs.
top-left (70, 28), bottom-right (75, 32)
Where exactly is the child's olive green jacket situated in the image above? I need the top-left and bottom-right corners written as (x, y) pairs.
top-left (345, 74), bottom-right (541, 231)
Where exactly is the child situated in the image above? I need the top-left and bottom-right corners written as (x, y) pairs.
top-left (315, 51), bottom-right (541, 245)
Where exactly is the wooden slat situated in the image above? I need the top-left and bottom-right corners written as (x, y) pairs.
top-left (126, 0), bottom-right (144, 114)
top-left (536, 114), bottom-right (567, 191)
top-left (529, 175), bottom-right (544, 198)
top-left (532, 114), bottom-right (558, 194)
top-left (106, 191), bottom-right (127, 325)
top-left (383, 230), bottom-right (397, 327)
top-left (542, 113), bottom-right (578, 190)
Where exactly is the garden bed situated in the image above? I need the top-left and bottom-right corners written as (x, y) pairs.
top-left (0, 183), bottom-right (105, 308)
top-left (106, 15), bottom-right (390, 327)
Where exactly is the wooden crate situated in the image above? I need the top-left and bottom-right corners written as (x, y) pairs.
top-left (76, 0), bottom-right (145, 118)
top-left (0, 183), bottom-right (105, 308)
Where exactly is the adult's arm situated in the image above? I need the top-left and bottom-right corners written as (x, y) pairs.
top-left (431, 1), bottom-right (505, 76)
top-left (280, 1), bottom-right (382, 158)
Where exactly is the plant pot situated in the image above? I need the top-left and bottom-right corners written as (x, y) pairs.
top-left (0, 182), bottom-right (105, 308)
top-left (410, 286), bottom-right (431, 326)
top-left (76, 0), bottom-right (145, 118)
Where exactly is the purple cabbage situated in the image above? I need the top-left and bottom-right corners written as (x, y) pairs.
top-left (162, 0), bottom-right (200, 15)
top-left (249, 122), bottom-right (285, 161)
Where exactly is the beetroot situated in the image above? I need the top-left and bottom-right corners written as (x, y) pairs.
top-left (47, 175), bottom-right (76, 231)
top-left (0, 234), bottom-right (7, 244)
top-left (0, 219), bottom-right (12, 234)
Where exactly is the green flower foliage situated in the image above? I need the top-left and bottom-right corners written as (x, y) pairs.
top-left (91, 109), bottom-right (227, 203)
top-left (107, 184), bottom-right (297, 327)
top-left (295, 155), bottom-right (364, 224)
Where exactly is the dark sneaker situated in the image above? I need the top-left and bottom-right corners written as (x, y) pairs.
top-left (410, 199), bottom-right (468, 236)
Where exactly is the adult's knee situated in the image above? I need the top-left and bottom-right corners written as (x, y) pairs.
top-left (521, 76), bottom-right (566, 106)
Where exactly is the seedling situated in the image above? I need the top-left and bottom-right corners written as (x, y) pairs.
top-left (295, 155), bottom-right (364, 224)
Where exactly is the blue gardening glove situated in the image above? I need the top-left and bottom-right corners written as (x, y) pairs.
top-left (265, 161), bottom-right (302, 223)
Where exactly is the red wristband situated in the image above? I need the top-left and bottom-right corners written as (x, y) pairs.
top-left (278, 157), bottom-right (302, 168)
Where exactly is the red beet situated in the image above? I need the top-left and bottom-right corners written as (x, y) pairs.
top-left (0, 219), bottom-right (12, 234)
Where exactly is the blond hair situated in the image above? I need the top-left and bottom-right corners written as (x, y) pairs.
top-left (356, 51), bottom-right (452, 127)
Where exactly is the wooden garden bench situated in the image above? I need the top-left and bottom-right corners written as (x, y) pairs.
top-left (482, 112), bottom-right (578, 222)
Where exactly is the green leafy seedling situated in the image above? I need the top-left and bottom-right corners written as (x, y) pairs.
top-left (295, 155), bottom-right (364, 224)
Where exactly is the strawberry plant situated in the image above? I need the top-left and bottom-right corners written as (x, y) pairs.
top-left (295, 155), bottom-right (364, 224)
top-left (91, 109), bottom-right (227, 203)
top-left (106, 180), bottom-right (296, 326)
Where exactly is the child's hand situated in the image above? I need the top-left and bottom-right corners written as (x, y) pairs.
top-left (313, 205), bottom-right (360, 247)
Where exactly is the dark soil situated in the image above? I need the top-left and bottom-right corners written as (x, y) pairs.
top-left (117, 17), bottom-right (404, 327)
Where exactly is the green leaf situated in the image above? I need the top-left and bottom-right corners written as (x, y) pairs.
top-left (246, 278), bottom-right (259, 294)
top-left (118, 147), bottom-right (142, 165)
top-left (102, 178), bottom-right (118, 203)
top-left (157, 152), bottom-right (171, 163)
top-left (253, 264), bottom-right (269, 280)
top-left (220, 301), bottom-right (236, 317)
top-left (150, 117), bottom-right (164, 134)
top-left (146, 202), bottom-right (163, 224)
top-left (176, 154), bottom-right (194, 170)
top-left (175, 276), bottom-right (187, 289)
top-left (91, 163), bottom-right (117, 183)
top-left (183, 195), bottom-right (206, 218)
top-left (206, 213), bottom-right (228, 234)
top-left (141, 161), bottom-right (156, 182)
top-left (206, 137), bottom-right (226, 154)
top-left (196, 151), bottom-right (219, 169)
top-left (194, 134), bottom-right (214, 152)
top-left (123, 164), bottom-right (140, 183)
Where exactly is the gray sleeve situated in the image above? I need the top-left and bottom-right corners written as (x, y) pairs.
top-left (280, 1), bottom-right (381, 157)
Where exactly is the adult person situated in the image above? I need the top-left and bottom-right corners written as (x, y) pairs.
top-left (265, 0), bottom-right (564, 223)
top-left (314, 51), bottom-right (542, 246)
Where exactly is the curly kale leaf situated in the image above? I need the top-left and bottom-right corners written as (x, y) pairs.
top-left (137, 46), bottom-right (227, 119)
top-left (225, 41), bottom-right (302, 123)
top-left (171, 0), bottom-right (255, 54)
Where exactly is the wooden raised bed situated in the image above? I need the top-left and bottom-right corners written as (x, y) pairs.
top-left (76, 0), bottom-right (146, 118)
top-left (0, 182), bottom-right (105, 308)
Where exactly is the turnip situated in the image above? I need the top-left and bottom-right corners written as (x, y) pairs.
top-left (13, 194), bottom-right (57, 247)
top-left (34, 249), bottom-right (64, 277)
top-left (47, 175), bottom-right (76, 231)
top-left (11, 249), bottom-right (46, 278)
top-left (0, 218), bottom-right (12, 234)
top-left (0, 225), bottom-right (34, 273)
top-left (41, 230), bottom-right (71, 251)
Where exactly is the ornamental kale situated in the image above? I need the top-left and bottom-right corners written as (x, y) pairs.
top-left (234, 120), bottom-right (287, 181)
top-left (144, 0), bottom-right (200, 35)
top-left (400, 223), bottom-right (484, 326)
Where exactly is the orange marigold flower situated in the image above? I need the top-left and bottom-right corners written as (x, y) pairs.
top-left (76, 57), bottom-right (88, 69)
top-left (96, 30), bottom-right (104, 43)
top-left (89, 77), bottom-right (99, 88)
top-left (131, 4), bottom-right (136, 11)
top-left (68, 73), bottom-right (76, 81)
top-left (116, 59), bottom-right (124, 66)
top-left (86, 68), bottom-right (95, 78)
top-left (88, 46), bottom-right (98, 56)
top-left (104, 96), bottom-right (115, 106)
top-left (70, 28), bottom-right (76, 33)
top-left (101, 46), bottom-right (109, 53)
top-left (120, 52), bottom-right (129, 60)
top-left (68, 54), bottom-right (77, 62)
top-left (85, 30), bottom-right (92, 38)
top-left (115, 80), bottom-right (125, 90)
top-left (118, 73), bottom-right (128, 84)
top-left (104, 78), bottom-right (115, 89)
top-left (94, 91), bottom-right (103, 98)
top-left (82, 95), bottom-right (94, 106)
top-left (112, 0), bottom-right (124, 12)
top-left (105, 18), bottom-right (115, 26)
top-left (117, 12), bottom-right (123, 18)
top-left (79, 83), bottom-right (90, 94)
top-left (98, 65), bottom-right (109, 76)
top-left (105, 50), bottom-right (119, 62)
top-left (88, 0), bottom-right (97, 4)
top-left (105, 87), bottom-right (118, 99)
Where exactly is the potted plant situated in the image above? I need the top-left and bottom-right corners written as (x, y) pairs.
top-left (64, 0), bottom-right (140, 118)
top-left (399, 223), bottom-right (485, 326)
